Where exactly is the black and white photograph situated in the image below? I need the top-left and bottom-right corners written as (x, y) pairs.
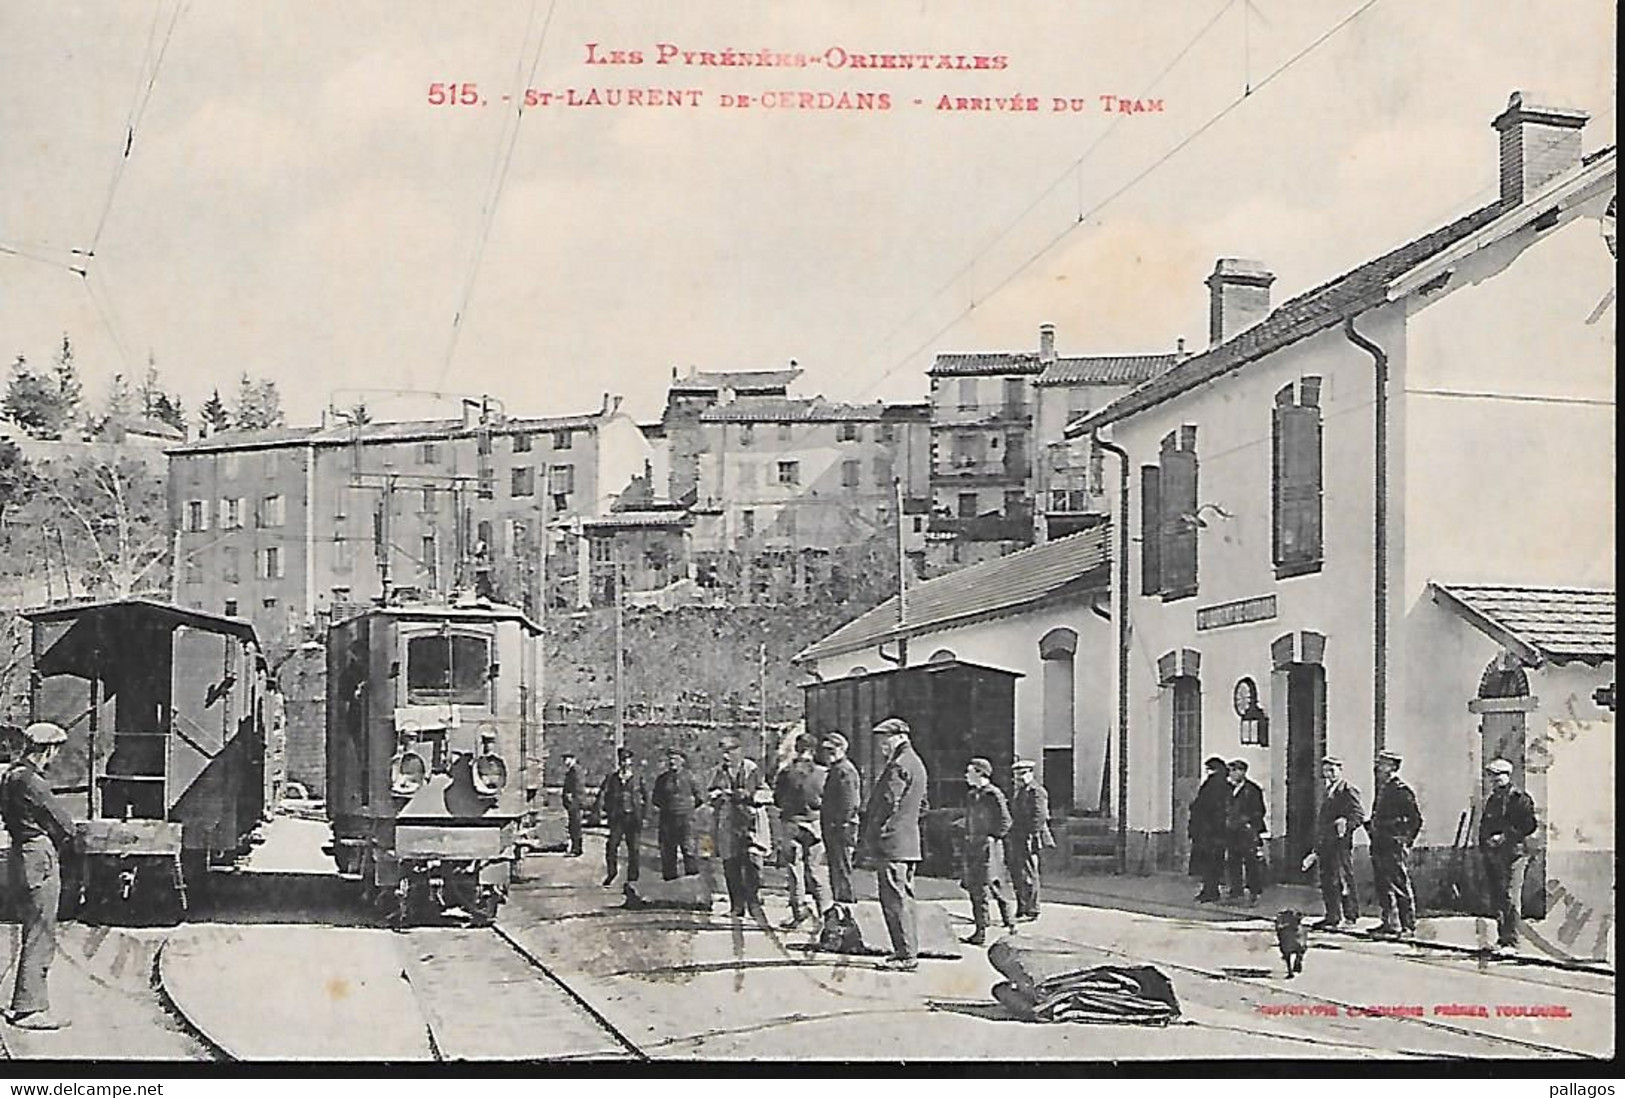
top-left (0, 0), bottom-right (1614, 1072)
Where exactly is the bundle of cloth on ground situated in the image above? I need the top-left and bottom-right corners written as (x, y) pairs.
top-left (987, 941), bottom-right (1181, 1025)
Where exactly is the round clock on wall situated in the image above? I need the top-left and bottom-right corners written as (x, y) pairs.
top-left (1233, 676), bottom-right (1259, 717)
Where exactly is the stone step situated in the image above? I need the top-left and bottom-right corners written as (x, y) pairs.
top-left (1066, 853), bottom-right (1119, 874)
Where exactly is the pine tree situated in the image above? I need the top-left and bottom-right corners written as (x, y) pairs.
top-left (199, 388), bottom-right (231, 435)
top-left (51, 334), bottom-right (84, 431)
top-left (231, 373), bottom-right (286, 430)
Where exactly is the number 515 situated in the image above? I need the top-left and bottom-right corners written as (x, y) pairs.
top-left (428, 83), bottom-right (480, 106)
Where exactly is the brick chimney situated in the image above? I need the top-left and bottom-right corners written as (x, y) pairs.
top-left (1492, 91), bottom-right (1589, 206)
top-left (1038, 323), bottom-right (1057, 364)
top-left (1205, 258), bottom-right (1275, 347)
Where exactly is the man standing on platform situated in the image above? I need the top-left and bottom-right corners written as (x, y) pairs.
top-left (651, 748), bottom-right (703, 880)
top-left (773, 732), bottom-right (828, 928)
top-left (1367, 751), bottom-right (1423, 937)
top-left (1302, 756), bottom-right (1365, 930)
top-left (560, 752), bottom-right (584, 857)
top-left (859, 717), bottom-right (928, 971)
top-left (1189, 756), bottom-right (1230, 903)
top-left (1479, 758), bottom-right (1538, 952)
top-left (818, 731), bottom-right (861, 912)
top-left (1, 721), bottom-right (78, 1031)
top-left (1006, 759), bottom-right (1054, 922)
top-left (599, 747), bottom-right (647, 889)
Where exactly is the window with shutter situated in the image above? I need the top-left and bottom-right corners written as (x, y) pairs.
top-left (1160, 447), bottom-right (1199, 599)
top-left (1272, 380), bottom-right (1324, 577)
top-left (1140, 466), bottom-right (1161, 595)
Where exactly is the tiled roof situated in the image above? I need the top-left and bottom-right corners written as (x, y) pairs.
top-left (1069, 199), bottom-right (1513, 434)
top-left (1035, 354), bottom-right (1181, 387)
top-left (880, 402), bottom-right (931, 421)
top-left (1430, 583), bottom-right (1615, 666)
top-left (699, 397), bottom-right (890, 423)
top-left (929, 352), bottom-right (1046, 377)
top-left (670, 369), bottom-right (802, 392)
top-left (797, 527), bottom-right (1109, 662)
top-left (169, 411), bottom-right (602, 454)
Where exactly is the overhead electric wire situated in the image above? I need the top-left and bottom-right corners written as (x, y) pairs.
top-left (876, 0), bottom-right (1240, 354)
top-left (437, 0), bottom-right (561, 388)
top-left (776, 0), bottom-right (1387, 455)
top-left (88, 0), bottom-right (190, 256)
top-left (0, 243), bottom-right (85, 275)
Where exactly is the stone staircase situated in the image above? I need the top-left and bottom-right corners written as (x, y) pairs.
top-left (1057, 814), bottom-right (1118, 876)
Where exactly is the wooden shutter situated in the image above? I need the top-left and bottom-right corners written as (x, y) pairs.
top-left (1274, 399), bottom-right (1323, 569)
top-left (1140, 465), bottom-right (1161, 595)
top-left (1160, 447), bottom-right (1199, 597)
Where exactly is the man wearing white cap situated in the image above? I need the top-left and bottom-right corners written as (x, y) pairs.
top-left (1479, 758), bottom-right (1538, 950)
top-left (1301, 756), bottom-right (1365, 930)
top-left (1005, 759), bottom-right (1054, 921)
top-left (858, 717), bottom-right (928, 970)
top-left (1, 722), bottom-right (77, 1030)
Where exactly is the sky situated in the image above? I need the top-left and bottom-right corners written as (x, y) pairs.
top-left (0, 1), bottom-right (1615, 429)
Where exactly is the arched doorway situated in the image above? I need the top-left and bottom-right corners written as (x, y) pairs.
top-left (1159, 648), bottom-right (1203, 867)
top-left (1039, 628), bottom-right (1077, 814)
top-left (1273, 632), bottom-right (1327, 872)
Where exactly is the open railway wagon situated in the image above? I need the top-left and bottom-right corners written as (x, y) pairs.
top-left (325, 598), bottom-right (542, 925)
top-left (20, 598), bottom-right (269, 921)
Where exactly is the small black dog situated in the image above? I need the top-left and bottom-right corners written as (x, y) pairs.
top-left (1274, 909), bottom-right (1308, 978)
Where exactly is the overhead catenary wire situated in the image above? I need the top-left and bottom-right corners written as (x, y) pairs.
top-left (88, 0), bottom-right (191, 256)
top-left (708, 0), bottom-right (1387, 476)
top-left (876, 0), bottom-right (1240, 354)
top-left (437, 0), bottom-right (561, 388)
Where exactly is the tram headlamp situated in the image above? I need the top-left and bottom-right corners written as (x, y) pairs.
top-left (390, 750), bottom-right (429, 796)
top-left (471, 754), bottom-right (508, 796)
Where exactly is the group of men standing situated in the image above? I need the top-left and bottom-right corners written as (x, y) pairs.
top-left (1188, 750), bottom-right (1539, 949)
top-left (555, 717), bottom-right (1059, 972)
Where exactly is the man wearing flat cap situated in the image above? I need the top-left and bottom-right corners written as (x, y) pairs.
top-left (858, 718), bottom-right (929, 970)
top-left (2, 722), bottom-right (78, 1030)
top-left (1366, 751), bottom-right (1423, 937)
top-left (1479, 758), bottom-right (1538, 950)
top-left (1005, 758), bottom-right (1054, 921)
top-left (1189, 756), bottom-right (1230, 903)
top-left (959, 757), bottom-right (1016, 945)
top-left (817, 732), bottom-right (861, 910)
top-left (599, 747), bottom-right (648, 889)
top-left (1301, 756), bottom-right (1365, 930)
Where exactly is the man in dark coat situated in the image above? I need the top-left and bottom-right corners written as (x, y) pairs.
top-left (1224, 759), bottom-right (1268, 905)
top-left (859, 717), bottom-right (929, 971)
top-left (1005, 758), bottom-right (1054, 921)
top-left (818, 731), bottom-right (861, 909)
top-left (1479, 758), bottom-right (1538, 950)
top-left (599, 747), bottom-right (647, 888)
top-left (1301, 756), bottom-right (1365, 929)
top-left (773, 732), bottom-right (827, 927)
top-left (560, 752), bottom-right (584, 857)
top-left (651, 748), bottom-right (703, 880)
top-left (1, 722), bottom-right (77, 1030)
top-left (959, 757), bottom-right (1017, 945)
top-left (1189, 756), bottom-right (1230, 902)
top-left (1367, 751), bottom-right (1423, 937)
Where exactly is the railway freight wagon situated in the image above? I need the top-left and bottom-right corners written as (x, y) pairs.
top-left (20, 598), bottom-right (269, 919)
top-left (801, 660), bottom-right (1019, 876)
top-left (325, 599), bottom-right (542, 924)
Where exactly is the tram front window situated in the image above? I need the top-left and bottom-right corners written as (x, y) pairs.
top-left (406, 634), bottom-right (491, 706)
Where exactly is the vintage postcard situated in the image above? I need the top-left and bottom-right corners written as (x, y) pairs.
top-left (0, 0), bottom-right (1614, 1074)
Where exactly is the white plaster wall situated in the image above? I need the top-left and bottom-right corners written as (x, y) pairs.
top-left (1105, 312), bottom-right (1401, 838)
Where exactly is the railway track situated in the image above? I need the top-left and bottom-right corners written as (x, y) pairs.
top-left (153, 921), bottom-right (644, 1062)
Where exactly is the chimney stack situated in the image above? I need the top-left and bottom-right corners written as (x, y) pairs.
top-left (1492, 91), bottom-right (1589, 206)
top-left (1205, 258), bottom-right (1275, 347)
top-left (1038, 323), bottom-right (1057, 364)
